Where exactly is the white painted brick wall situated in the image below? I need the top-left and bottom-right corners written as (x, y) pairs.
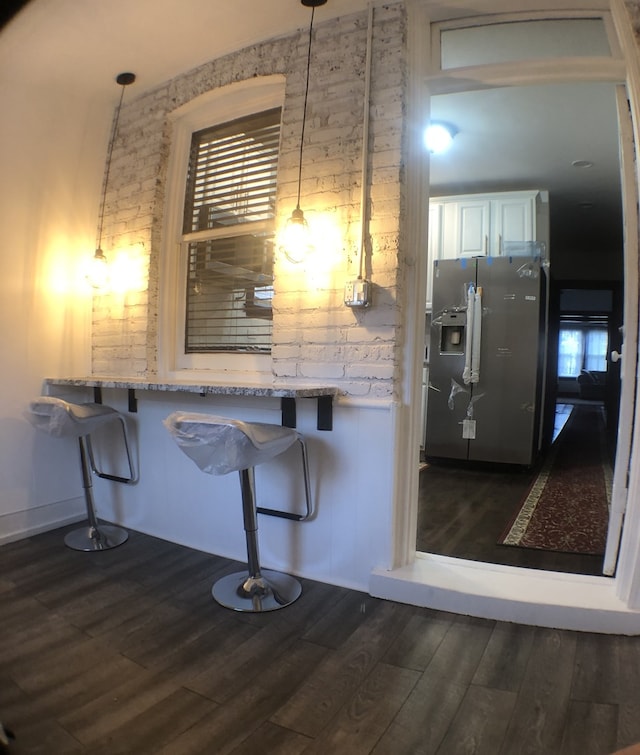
top-left (92, 3), bottom-right (406, 398)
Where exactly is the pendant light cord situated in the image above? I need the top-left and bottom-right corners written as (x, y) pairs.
top-left (95, 83), bottom-right (127, 251)
top-left (296, 6), bottom-right (316, 210)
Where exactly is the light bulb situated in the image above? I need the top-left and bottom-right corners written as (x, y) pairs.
top-left (424, 123), bottom-right (455, 154)
top-left (281, 207), bottom-right (313, 263)
top-left (87, 248), bottom-right (109, 290)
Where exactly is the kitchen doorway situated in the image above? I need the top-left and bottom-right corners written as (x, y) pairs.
top-left (416, 17), bottom-right (636, 577)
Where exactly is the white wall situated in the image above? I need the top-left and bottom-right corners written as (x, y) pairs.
top-left (0, 51), bottom-right (111, 537)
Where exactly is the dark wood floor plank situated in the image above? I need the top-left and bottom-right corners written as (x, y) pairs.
top-left (382, 609), bottom-right (454, 671)
top-left (125, 544), bottom-right (223, 597)
top-left (371, 678), bottom-right (468, 754)
top-left (572, 632), bottom-right (640, 705)
top-left (90, 687), bottom-right (217, 755)
top-left (301, 589), bottom-right (378, 649)
top-left (88, 592), bottom-right (190, 653)
top-left (436, 685), bottom-right (517, 755)
top-left (41, 576), bottom-right (144, 631)
top-left (78, 586), bottom-right (180, 639)
top-left (368, 613), bottom-right (497, 754)
top-left (32, 564), bottom-right (123, 610)
top-left (559, 700), bottom-right (618, 755)
top-left (118, 600), bottom-right (230, 667)
top-left (2, 653), bottom-right (149, 727)
top-left (229, 721), bottom-right (312, 755)
top-left (422, 614), bottom-right (495, 687)
top-left (0, 716), bottom-right (85, 754)
top-left (473, 620), bottom-right (536, 692)
top-left (499, 627), bottom-right (578, 755)
top-left (133, 613), bottom-right (258, 684)
top-left (7, 634), bottom-right (122, 695)
top-left (301, 662), bottom-right (420, 754)
top-left (0, 608), bottom-right (86, 670)
top-left (2, 550), bottom-right (87, 599)
top-left (156, 639), bottom-right (328, 755)
top-left (185, 580), bottom-right (341, 703)
top-left (57, 671), bottom-right (183, 746)
top-left (269, 600), bottom-right (412, 738)
top-left (0, 591), bottom-right (54, 635)
top-left (617, 703), bottom-right (640, 753)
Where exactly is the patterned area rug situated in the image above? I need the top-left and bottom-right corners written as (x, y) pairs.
top-left (499, 404), bottom-right (612, 555)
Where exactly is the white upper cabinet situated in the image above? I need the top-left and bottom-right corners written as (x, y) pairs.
top-left (453, 198), bottom-right (490, 257)
top-left (426, 190), bottom-right (549, 310)
top-left (492, 194), bottom-right (534, 255)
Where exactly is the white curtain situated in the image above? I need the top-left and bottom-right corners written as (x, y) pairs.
top-left (558, 327), bottom-right (607, 377)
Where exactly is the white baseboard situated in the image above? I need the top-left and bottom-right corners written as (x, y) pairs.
top-left (370, 552), bottom-right (640, 635)
top-left (0, 499), bottom-right (85, 546)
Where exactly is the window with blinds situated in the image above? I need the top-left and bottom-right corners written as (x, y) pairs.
top-left (182, 108), bottom-right (281, 353)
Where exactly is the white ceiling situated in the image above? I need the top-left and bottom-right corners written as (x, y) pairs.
top-left (0, 0), bottom-right (369, 98)
top-left (1, 0), bottom-right (626, 261)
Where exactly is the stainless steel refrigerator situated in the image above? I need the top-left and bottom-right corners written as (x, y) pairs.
top-left (425, 255), bottom-right (547, 466)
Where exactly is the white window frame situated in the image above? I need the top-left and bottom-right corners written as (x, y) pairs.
top-left (159, 75), bottom-right (286, 381)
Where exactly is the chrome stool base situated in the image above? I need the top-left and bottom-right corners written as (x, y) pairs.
top-left (64, 524), bottom-right (129, 552)
top-left (212, 569), bottom-right (302, 612)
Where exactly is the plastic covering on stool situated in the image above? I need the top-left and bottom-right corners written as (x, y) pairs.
top-left (28, 396), bottom-right (135, 551)
top-left (164, 411), bottom-right (310, 612)
top-left (29, 396), bottom-right (124, 438)
top-left (163, 412), bottom-right (301, 475)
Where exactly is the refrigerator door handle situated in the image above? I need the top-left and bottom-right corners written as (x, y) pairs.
top-left (471, 289), bottom-right (482, 382)
top-left (463, 285), bottom-right (482, 385)
top-left (462, 285), bottom-right (475, 384)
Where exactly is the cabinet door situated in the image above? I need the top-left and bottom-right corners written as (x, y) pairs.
top-left (456, 199), bottom-right (490, 257)
top-left (426, 202), bottom-right (443, 310)
top-left (492, 195), bottom-right (534, 255)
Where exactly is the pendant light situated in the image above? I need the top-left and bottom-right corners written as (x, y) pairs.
top-left (87, 72), bottom-right (136, 289)
top-left (281, 0), bottom-right (326, 263)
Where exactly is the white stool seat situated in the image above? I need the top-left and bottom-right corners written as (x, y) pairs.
top-left (29, 397), bottom-right (122, 438)
top-left (28, 396), bottom-right (135, 552)
top-left (164, 412), bottom-right (300, 475)
top-left (164, 411), bottom-right (312, 613)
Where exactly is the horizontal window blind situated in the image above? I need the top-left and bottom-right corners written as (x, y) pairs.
top-left (182, 108), bottom-right (280, 353)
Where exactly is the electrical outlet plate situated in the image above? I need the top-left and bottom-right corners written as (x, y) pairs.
top-left (344, 279), bottom-right (371, 308)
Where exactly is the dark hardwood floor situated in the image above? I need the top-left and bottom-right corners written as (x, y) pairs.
top-left (1, 524), bottom-right (639, 754)
top-left (417, 401), bottom-right (606, 576)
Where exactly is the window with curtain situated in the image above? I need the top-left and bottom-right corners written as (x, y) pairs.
top-left (181, 108), bottom-right (281, 353)
top-left (558, 324), bottom-right (608, 377)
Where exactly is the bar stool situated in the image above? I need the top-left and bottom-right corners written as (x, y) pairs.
top-left (28, 396), bottom-right (136, 551)
top-left (164, 412), bottom-right (312, 612)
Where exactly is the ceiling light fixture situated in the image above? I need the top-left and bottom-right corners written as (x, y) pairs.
top-left (572, 159), bottom-right (594, 169)
top-left (280, 0), bottom-right (327, 264)
top-left (424, 122), bottom-right (457, 154)
top-left (87, 72), bottom-right (136, 290)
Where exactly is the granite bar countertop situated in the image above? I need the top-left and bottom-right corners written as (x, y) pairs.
top-left (44, 377), bottom-right (340, 400)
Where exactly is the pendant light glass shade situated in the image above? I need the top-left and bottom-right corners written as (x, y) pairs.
top-left (87, 72), bottom-right (135, 290)
top-left (87, 248), bottom-right (109, 290)
top-left (282, 206), bottom-right (313, 263)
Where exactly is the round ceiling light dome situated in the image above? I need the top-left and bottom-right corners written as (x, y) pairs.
top-left (572, 159), bottom-right (594, 168)
top-left (424, 122), bottom-right (456, 154)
